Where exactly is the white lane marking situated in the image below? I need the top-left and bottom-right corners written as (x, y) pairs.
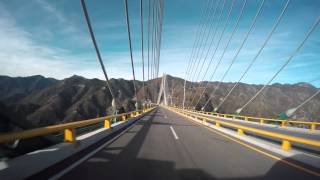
top-left (161, 109), bottom-right (168, 118)
top-left (170, 126), bottom-right (179, 140)
top-left (28, 148), bottom-right (59, 155)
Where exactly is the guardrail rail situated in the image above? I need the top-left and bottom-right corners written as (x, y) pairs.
top-left (169, 107), bottom-right (320, 152)
top-left (0, 107), bottom-right (156, 144)
top-left (174, 107), bottom-right (319, 131)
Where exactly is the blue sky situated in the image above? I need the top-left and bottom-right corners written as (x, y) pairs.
top-left (0, 0), bottom-right (319, 87)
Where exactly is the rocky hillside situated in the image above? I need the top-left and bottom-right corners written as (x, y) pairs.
top-left (167, 75), bottom-right (320, 122)
top-left (0, 74), bottom-right (319, 134)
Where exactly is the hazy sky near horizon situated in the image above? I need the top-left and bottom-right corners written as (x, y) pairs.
top-left (0, 0), bottom-right (319, 86)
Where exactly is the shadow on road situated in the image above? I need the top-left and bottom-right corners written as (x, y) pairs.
top-left (56, 108), bottom-right (319, 180)
top-left (24, 108), bottom-right (317, 180)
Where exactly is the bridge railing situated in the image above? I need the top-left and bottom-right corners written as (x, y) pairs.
top-left (184, 109), bottom-right (319, 131)
top-left (169, 107), bottom-right (320, 152)
top-left (0, 107), bottom-right (155, 144)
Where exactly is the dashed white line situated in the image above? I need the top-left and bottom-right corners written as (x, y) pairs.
top-left (162, 109), bottom-right (168, 119)
top-left (170, 126), bottom-right (179, 140)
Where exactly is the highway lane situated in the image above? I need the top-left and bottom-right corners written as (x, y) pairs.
top-left (59, 107), bottom-right (319, 180)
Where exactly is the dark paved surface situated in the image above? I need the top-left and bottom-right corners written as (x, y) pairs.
top-left (60, 107), bottom-right (319, 180)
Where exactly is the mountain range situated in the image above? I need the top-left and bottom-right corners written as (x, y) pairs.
top-left (0, 74), bottom-right (319, 134)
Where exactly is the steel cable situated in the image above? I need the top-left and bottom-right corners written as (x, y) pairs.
top-left (187, 0), bottom-right (217, 81)
top-left (124, 0), bottom-right (138, 100)
top-left (189, 0), bottom-right (225, 83)
top-left (194, 0), bottom-right (266, 108)
top-left (236, 15), bottom-right (320, 114)
top-left (183, 0), bottom-right (210, 85)
top-left (140, 0), bottom-right (145, 100)
top-left (188, 1), bottom-right (226, 106)
top-left (80, 0), bottom-right (115, 100)
top-left (189, 0), bottom-right (241, 106)
top-left (191, 0), bottom-right (226, 82)
top-left (215, 0), bottom-right (290, 111)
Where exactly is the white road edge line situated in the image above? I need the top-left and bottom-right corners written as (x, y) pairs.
top-left (170, 126), bottom-right (179, 140)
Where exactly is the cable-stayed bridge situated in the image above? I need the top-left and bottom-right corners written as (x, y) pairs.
top-left (0, 0), bottom-right (320, 179)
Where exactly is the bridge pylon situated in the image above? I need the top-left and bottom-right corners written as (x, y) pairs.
top-left (157, 73), bottom-right (168, 105)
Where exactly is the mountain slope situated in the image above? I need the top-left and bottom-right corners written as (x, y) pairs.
top-left (166, 75), bottom-right (320, 121)
top-left (0, 74), bottom-right (318, 158)
top-left (0, 74), bottom-right (319, 133)
top-left (0, 75), bottom-right (58, 105)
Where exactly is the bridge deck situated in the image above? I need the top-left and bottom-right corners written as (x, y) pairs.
top-left (59, 107), bottom-right (318, 180)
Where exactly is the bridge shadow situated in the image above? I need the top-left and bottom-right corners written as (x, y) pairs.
top-left (60, 144), bottom-right (318, 179)
top-left (32, 108), bottom-right (319, 180)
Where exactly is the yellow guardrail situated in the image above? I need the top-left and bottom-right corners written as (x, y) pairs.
top-left (0, 107), bottom-right (156, 144)
top-left (169, 107), bottom-right (320, 152)
top-left (182, 108), bottom-right (319, 131)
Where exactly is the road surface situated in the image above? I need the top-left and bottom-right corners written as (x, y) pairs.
top-left (58, 107), bottom-right (319, 180)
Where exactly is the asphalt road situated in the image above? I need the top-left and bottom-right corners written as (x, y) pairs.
top-left (59, 107), bottom-right (319, 180)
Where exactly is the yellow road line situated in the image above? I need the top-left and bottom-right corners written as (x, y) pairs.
top-left (170, 109), bottom-right (320, 177)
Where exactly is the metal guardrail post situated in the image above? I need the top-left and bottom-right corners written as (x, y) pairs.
top-left (104, 118), bottom-right (111, 129)
top-left (282, 140), bottom-right (291, 151)
top-left (203, 118), bottom-right (206, 124)
top-left (64, 128), bottom-right (76, 143)
top-left (311, 123), bottom-right (316, 131)
top-left (237, 129), bottom-right (244, 136)
top-left (281, 121), bottom-right (287, 127)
